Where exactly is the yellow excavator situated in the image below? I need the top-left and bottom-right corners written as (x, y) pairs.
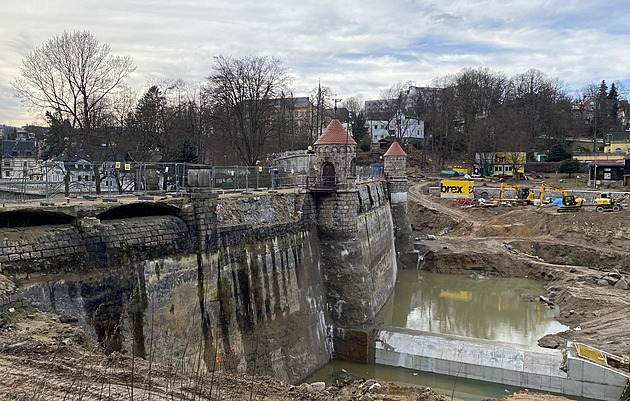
top-left (499, 183), bottom-right (534, 206)
top-left (538, 184), bottom-right (583, 213)
top-left (594, 192), bottom-right (630, 212)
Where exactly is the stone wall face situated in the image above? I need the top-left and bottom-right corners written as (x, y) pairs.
top-left (316, 190), bottom-right (359, 238)
top-left (319, 182), bottom-right (397, 330)
top-left (8, 184), bottom-right (400, 384)
top-left (384, 155), bottom-right (406, 179)
top-left (13, 193), bottom-right (331, 384)
top-left (0, 216), bottom-right (192, 279)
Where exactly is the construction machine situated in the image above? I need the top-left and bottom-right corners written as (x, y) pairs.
top-left (499, 183), bottom-right (534, 205)
top-left (594, 192), bottom-right (630, 212)
top-left (538, 184), bottom-right (583, 213)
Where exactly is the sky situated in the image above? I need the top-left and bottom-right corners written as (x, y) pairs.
top-left (1, 0), bottom-right (630, 127)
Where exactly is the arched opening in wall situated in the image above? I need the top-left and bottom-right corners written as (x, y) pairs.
top-left (0, 210), bottom-right (74, 228)
top-left (322, 163), bottom-right (336, 188)
top-left (350, 158), bottom-right (357, 177)
top-left (96, 203), bottom-right (180, 220)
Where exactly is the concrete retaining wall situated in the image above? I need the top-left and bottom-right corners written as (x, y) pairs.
top-left (374, 327), bottom-right (628, 401)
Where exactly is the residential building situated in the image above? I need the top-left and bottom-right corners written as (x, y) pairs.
top-left (367, 120), bottom-right (390, 144)
top-left (1, 140), bottom-right (39, 179)
top-left (603, 126), bottom-right (630, 154)
top-left (388, 111), bottom-right (424, 141)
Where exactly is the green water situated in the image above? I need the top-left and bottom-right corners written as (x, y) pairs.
top-left (304, 360), bottom-right (595, 401)
top-left (304, 271), bottom-right (586, 400)
top-left (379, 270), bottom-right (569, 345)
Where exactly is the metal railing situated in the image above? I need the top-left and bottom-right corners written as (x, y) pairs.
top-left (0, 161), bottom-right (386, 202)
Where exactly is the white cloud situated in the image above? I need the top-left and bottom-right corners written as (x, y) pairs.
top-left (1, 0), bottom-right (629, 126)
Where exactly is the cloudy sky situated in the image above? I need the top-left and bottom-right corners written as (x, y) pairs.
top-left (2, 0), bottom-right (629, 126)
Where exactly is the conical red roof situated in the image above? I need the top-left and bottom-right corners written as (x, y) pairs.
top-left (314, 119), bottom-right (357, 146)
top-left (383, 141), bottom-right (407, 156)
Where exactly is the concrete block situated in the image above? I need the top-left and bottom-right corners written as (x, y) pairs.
top-left (422, 339), bottom-right (443, 359)
top-left (604, 383), bottom-right (625, 401)
top-left (423, 357), bottom-right (436, 373)
top-left (582, 360), bottom-right (606, 385)
top-left (548, 376), bottom-right (564, 393)
top-left (567, 357), bottom-right (584, 381)
top-left (502, 369), bottom-right (521, 386)
top-left (486, 366), bottom-right (504, 383)
top-left (434, 358), bottom-right (450, 375)
top-left (582, 382), bottom-right (612, 400)
top-left (604, 366), bottom-right (629, 387)
top-left (562, 378), bottom-right (583, 397)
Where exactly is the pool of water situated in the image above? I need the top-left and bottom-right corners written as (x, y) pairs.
top-left (303, 360), bottom-right (596, 401)
top-left (378, 269), bottom-right (569, 345)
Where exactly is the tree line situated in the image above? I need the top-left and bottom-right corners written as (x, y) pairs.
top-left (12, 31), bottom-right (627, 192)
top-left (368, 69), bottom-right (625, 168)
top-left (12, 31), bottom-right (342, 193)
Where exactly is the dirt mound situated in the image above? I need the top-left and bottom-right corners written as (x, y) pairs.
top-left (470, 219), bottom-right (532, 237)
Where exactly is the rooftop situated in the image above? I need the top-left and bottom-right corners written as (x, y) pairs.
top-left (314, 119), bottom-right (357, 146)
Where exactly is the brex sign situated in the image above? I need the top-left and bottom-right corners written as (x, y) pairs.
top-left (440, 180), bottom-right (474, 199)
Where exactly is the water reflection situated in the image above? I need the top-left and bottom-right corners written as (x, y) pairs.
top-left (378, 270), bottom-right (569, 346)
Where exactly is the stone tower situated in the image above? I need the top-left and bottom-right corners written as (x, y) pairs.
top-left (313, 118), bottom-right (357, 189)
top-left (383, 141), bottom-right (413, 254)
top-left (312, 118), bottom-right (359, 238)
top-left (383, 141), bottom-right (407, 204)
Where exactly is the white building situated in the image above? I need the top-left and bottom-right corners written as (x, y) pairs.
top-left (367, 120), bottom-right (390, 143)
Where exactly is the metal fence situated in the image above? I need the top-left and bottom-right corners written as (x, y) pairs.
top-left (0, 161), bottom-right (385, 202)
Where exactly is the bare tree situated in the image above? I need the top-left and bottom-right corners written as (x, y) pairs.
top-left (207, 55), bottom-right (291, 166)
top-left (13, 30), bottom-right (135, 195)
top-left (309, 82), bottom-right (333, 142)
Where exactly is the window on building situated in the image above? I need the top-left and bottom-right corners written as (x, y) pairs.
top-left (4, 171), bottom-right (9, 177)
top-left (4, 161), bottom-right (10, 167)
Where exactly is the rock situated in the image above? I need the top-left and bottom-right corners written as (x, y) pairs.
top-left (311, 382), bottom-right (326, 391)
top-left (605, 276), bottom-right (620, 286)
top-left (596, 279), bottom-right (610, 286)
top-left (570, 268), bottom-right (577, 273)
top-left (539, 296), bottom-right (554, 306)
top-left (607, 271), bottom-right (622, 280)
top-left (538, 335), bottom-right (561, 349)
top-left (614, 279), bottom-right (629, 290)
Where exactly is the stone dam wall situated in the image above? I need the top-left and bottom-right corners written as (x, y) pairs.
top-left (0, 182), bottom-right (398, 384)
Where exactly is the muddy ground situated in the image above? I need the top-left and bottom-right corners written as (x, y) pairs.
top-left (1, 178), bottom-right (624, 400)
top-left (408, 179), bottom-right (630, 360)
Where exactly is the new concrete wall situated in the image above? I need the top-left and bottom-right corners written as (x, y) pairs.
top-left (374, 326), bottom-right (628, 401)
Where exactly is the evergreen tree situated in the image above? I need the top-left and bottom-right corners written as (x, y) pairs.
top-left (558, 158), bottom-right (580, 177)
top-left (548, 141), bottom-right (569, 162)
top-left (179, 139), bottom-right (199, 164)
top-left (608, 82), bottom-right (619, 122)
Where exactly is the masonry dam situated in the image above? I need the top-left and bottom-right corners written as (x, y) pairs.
top-left (1, 119), bottom-right (627, 400)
